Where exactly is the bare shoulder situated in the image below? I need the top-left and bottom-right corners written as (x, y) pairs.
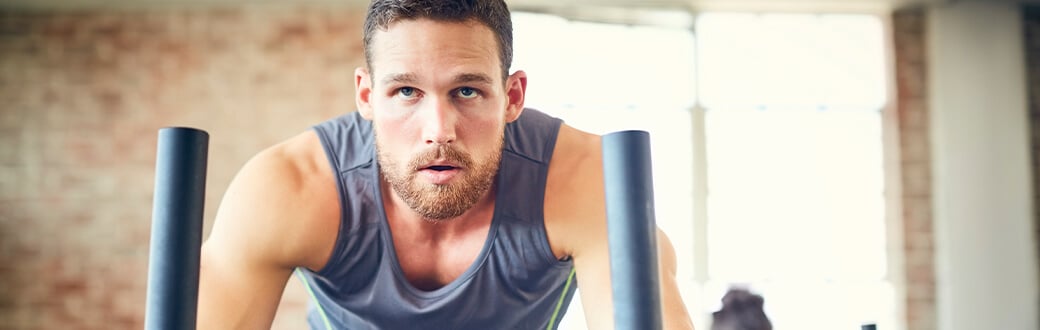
top-left (206, 130), bottom-right (340, 271)
top-left (198, 130), bottom-right (340, 328)
top-left (544, 123), bottom-right (606, 259)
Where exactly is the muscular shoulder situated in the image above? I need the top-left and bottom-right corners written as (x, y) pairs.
top-left (544, 124), bottom-right (606, 259)
top-left (207, 130), bottom-right (340, 271)
top-left (546, 124), bottom-right (602, 189)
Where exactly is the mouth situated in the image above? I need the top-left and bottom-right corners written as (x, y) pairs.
top-left (417, 158), bottom-right (463, 172)
top-left (425, 165), bottom-right (457, 171)
top-left (416, 163), bottom-right (462, 185)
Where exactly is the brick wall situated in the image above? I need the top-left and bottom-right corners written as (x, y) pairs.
top-left (0, 6), bottom-right (364, 329)
top-left (893, 7), bottom-right (936, 330)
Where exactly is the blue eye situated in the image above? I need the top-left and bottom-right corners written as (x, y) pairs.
top-left (398, 87), bottom-right (416, 98)
top-left (457, 87), bottom-right (478, 99)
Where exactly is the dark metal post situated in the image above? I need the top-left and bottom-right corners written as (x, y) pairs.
top-left (602, 130), bottom-right (662, 330)
top-left (145, 127), bottom-right (209, 330)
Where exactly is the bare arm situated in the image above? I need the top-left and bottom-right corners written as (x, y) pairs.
top-left (546, 124), bottom-right (693, 330)
top-left (573, 230), bottom-right (693, 330)
top-left (656, 229), bottom-right (695, 330)
top-left (197, 132), bottom-right (339, 329)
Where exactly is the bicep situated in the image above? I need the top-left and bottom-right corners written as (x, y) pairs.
top-left (197, 164), bottom-right (293, 329)
top-left (571, 221), bottom-right (614, 330)
top-left (198, 238), bottom-right (293, 329)
top-left (197, 147), bottom-right (334, 329)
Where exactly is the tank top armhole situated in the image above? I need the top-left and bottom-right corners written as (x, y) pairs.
top-left (534, 116), bottom-right (572, 268)
top-left (308, 125), bottom-right (351, 276)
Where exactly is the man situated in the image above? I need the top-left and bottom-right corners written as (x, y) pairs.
top-left (197, 0), bottom-right (694, 329)
top-left (711, 288), bottom-right (772, 330)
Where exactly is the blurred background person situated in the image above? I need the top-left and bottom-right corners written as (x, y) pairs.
top-left (711, 288), bottom-right (772, 330)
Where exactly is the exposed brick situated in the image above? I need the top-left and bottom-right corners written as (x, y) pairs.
top-left (899, 129), bottom-right (931, 163)
top-left (893, 7), bottom-right (936, 330)
top-left (900, 161), bottom-right (932, 197)
top-left (906, 299), bottom-right (937, 330)
top-left (895, 63), bottom-right (927, 99)
top-left (904, 247), bottom-right (934, 267)
top-left (894, 34), bottom-right (925, 66)
top-left (894, 9), bottom-right (925, 34)
top-left (897, 98), bottom-right (929, 129)
top-left (903, 197), bottom-right (934, 231)
top-left (906, 281), bottom-right (935, 301)
top-left (0, 6), bottom-right (364, 329)
top-left (904, 230), bottom-right (934, 251)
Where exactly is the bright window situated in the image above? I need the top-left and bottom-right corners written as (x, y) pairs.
top-left (698, 12), bottom-right (893, 330)
top-left (512, 11), bottom-right (893, 330)
top-left (513, 12), bottom-right (697, 330)
top-left (512, 11), bottom-right (697, 278)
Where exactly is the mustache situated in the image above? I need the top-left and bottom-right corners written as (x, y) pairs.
top-left (407, 145), bottom-right (473, 171)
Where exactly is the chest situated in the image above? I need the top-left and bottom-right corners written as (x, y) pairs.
top-left (389, 225), bottom-right (491, 291)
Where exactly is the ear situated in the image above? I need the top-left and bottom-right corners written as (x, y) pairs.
top-left (503, 70), bottom-right (527, 123)
top-left (355, 67), bottom-right (375, 120)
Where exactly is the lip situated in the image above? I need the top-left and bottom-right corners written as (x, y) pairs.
top-left (418, 167), bottom-right (461, 185)
top-left (417, 160), bottom-right (463, 185)
top-left (416, 158), bottom-right (463, 170)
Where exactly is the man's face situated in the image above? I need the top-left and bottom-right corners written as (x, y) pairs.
top-left (355, 18), bottom-right (525, 221)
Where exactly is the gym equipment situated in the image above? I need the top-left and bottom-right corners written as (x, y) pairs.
top-left (602, 130), bottom-right (662, 330)
top-left (145, 127), bottom-right (209, 330)
top-left (141, 127), bottom-right (666, 329)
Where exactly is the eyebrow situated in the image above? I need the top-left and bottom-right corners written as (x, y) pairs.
top-left (453, 73), bottom-right (494, 86)
top-left (380, 72), bottom-right (494, 86)
top-left (381, 73), bottom-right (418, 86)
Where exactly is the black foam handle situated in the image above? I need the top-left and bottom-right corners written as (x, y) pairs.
top-left (602, 130), bottom-right (662, 330)
top-left (145, 127), bottom-right (209, 330)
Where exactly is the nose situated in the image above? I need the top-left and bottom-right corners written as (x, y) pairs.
top-left (421, 96), bottom-right (457, 145)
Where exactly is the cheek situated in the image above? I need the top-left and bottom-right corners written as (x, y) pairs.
top-left (374, 112), bottom-right (419, 141)
top-left (460, 119), bottom-right (505, 154)
top-left (374, 123), bottom-right (410, 160)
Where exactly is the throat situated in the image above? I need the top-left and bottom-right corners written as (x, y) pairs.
top-left (380, 178), bottom-right (499, 291)
top-left (387, 215), bottom-right (495, 292)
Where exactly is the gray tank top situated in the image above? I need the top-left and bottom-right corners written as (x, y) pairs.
top-left (296, 109), bottom-right (577, 329)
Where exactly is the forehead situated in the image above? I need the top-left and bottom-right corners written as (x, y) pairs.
top-left (368, 19), bottom-right (501, 83)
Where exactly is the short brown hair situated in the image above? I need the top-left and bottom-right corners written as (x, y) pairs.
top-left (362, 0), bottom-right (514, 80)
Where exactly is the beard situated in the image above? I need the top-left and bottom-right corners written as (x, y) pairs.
top-left (376, 134), bottom-right (503, 222)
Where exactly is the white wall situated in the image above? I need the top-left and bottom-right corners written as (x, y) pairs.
top-left (928, 2), bottom-right (1038, 330)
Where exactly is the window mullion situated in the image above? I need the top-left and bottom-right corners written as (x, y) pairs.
top-left (691, 103), bottom-right (709, 284)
